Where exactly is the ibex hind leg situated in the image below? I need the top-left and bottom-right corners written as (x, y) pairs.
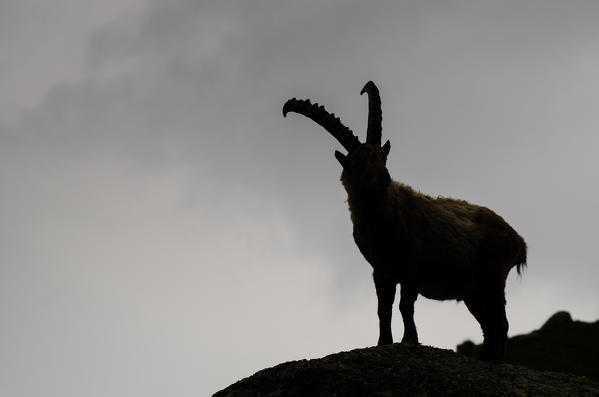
top-left (464, 290), bottom-right (508, 363)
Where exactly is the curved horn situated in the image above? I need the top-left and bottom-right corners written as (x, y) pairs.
top-left (360, 81), bottom-right (382, 145)
top-left (283, 98), bottom-right (360, 151)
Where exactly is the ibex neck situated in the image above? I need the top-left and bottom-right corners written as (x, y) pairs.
top-left (344, 180), bottom-right (414, 225)
top-left (345, 187), bottom-right (388, 223)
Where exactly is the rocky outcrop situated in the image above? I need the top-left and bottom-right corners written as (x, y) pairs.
top-left (213, 342), bottom-right (598, 397)
top-left (458, 311), bottom-right (599, 382)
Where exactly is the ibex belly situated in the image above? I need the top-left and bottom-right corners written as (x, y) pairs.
top-left (416, 262), bottom-right (478, 301)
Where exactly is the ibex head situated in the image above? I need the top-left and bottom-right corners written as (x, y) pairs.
top-left (283, 81), bottom-right (391, 196)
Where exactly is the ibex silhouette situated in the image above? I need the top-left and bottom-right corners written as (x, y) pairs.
top-left (283, 81), bottom-right (527, 362)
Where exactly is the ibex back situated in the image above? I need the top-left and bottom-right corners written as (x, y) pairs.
top-left (283, 81), bottom-right (527, 362)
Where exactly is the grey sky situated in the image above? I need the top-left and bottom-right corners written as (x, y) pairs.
top-left (1, 1), bottom-right (598, 396)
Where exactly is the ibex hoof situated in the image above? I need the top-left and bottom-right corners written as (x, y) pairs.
top-left (377, 337), bottom-right (393, 346)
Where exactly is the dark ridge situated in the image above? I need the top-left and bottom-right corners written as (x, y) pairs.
top-left (458, 311), bottom-right (599, 382)
top-left (213, 342), bottom-right (598, 397)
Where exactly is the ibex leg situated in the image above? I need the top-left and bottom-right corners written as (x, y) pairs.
top-left (373, 272), bottom-right (396, 345)
top-left (399, 286), bottom-right (419, 343)
top-left (465, 291), bottom-right (508, 362)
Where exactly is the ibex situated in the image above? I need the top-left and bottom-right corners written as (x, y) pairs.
top-left (282, 81), bottom-right (527, 362)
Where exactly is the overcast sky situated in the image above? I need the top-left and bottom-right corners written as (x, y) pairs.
top-left (1, 1), bottom-right (599, 396)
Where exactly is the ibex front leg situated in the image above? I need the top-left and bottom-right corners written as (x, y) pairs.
top-left (373, 272), bottom-right (396, 345)
top-left (399, 285), bottom-right (419, 343)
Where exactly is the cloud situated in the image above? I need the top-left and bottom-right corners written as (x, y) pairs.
top-left (1, 1), bottom-right (599, 396)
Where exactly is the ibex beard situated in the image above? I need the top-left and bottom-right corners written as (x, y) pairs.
top-left (283, 81), bottom-right (527, 363)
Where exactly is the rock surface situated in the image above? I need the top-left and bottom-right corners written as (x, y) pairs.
top-left (458, 311), bottom-right (599, 382)
top-left (213, 343), bottom-right (599, 397)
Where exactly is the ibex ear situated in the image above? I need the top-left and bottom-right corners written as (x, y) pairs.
top-left (334, 150), bottom-right (348, 167)
top-left (382, 140), bottom-right (391, 157)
